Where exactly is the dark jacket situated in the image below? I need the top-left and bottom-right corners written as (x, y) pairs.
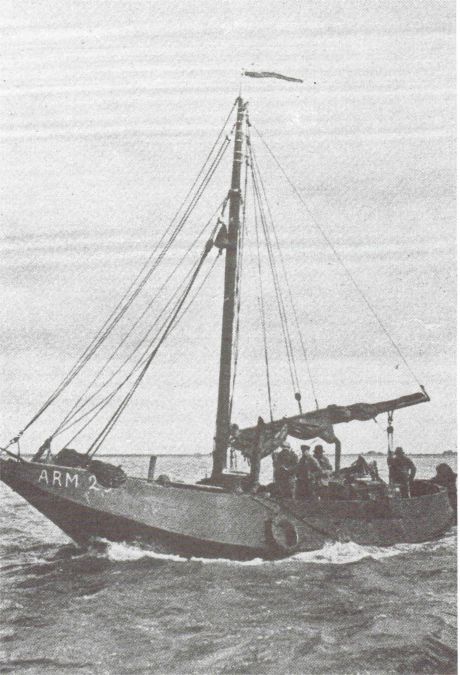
top-left (388, 453), bottom-right (416, 483)
top-left (296, 455), bottom-right (321, 482)
top-left (315, 454), bottom-right (332, 472)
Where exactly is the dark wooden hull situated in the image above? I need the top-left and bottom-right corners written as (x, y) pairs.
top-left (0, 458), bottom-right (454, 560)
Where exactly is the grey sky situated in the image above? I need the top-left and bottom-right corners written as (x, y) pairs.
top-left (0, 1), bottom-right (455, 455)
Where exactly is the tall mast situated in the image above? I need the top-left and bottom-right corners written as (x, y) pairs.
top-left (212, 96), bottom-right (245, 480)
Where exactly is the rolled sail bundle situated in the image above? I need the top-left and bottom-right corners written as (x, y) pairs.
top-left (89, 460), bottom-right (127, 489)
top-left (53, 448), bottom-right (127, 488)
top-left (53, 448), bottom-right (90, 468)
top-left (231, 391), bottom-right (429, 461)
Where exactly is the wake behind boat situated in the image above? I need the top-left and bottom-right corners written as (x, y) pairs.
top-left (0, 86), bottom-right (454, 560)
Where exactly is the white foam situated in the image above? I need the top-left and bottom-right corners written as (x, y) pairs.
top-left (104, 541), bottom-right (188, 563)
top-left (291, 529), bottom-right (456, 564)
top-left (94, 540), bottom-right (266, 566)
top-left (92, 527), bottom-right (456, 567)
top-left (290, 540), bottom-right (399, 565)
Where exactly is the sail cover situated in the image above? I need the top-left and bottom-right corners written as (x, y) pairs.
top-left (231, 391), bottom-right (428, 460)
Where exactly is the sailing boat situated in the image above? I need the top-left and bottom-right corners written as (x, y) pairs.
top-left (0, 92), bottom-right (453, 560)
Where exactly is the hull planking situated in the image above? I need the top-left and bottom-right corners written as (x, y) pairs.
top-left (0, 458), bottom-right (454, 561)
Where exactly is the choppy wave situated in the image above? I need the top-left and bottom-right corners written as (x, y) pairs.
top-left (96, 527), bottom-right (457, 567)
top-left (1, 522), bottom-right (456, 675)
top-left (96, 540), bottom-right (266, 566)
top-left (0, 455), bottom-right (456, 673)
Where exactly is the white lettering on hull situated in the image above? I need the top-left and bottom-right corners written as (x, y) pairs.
top-left (37, 469), bottom-right (79, 489)
top-left (65, 473), bottom-right (79, 488)
top-left (88, 475), bottom-right (98, 491)
top-left (38, 469), bottom-right (49, 485)
top-left (36, 469), bottom-right (112, 496)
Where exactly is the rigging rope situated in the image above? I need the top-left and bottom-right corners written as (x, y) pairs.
top-left (55, 215), bottom-right (223, 442)
top-left (56, 267), bottom-right (197, 438)
top-left (53, 196), bottom-right (229, 436)
top-left (8, 101), bottom-right (237, 447)
top-left (86, 239), bottom-right (216, 456)
top-left (248, 128), bottom-right (319, 409)
top-left (169, 254), bottom-right (221, 337)
top-left (62, 252), bottom-right (221, 447)
top-left (253, 199), bottom-right (274, 422)
top-left (242, 161), bottom-right (276, 422)
top-left (67, 250), bottom-right (208, 450)
top-left (252, 123), bottom-right (425, 391)
top-left (249, 142), bottom-right (301, 403)
top-left (251, 147), bottom-right (307, 409)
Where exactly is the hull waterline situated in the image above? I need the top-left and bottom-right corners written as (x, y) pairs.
top-left (0, 458), bottom-right (454, 561)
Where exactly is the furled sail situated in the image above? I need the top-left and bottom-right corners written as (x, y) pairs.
top-left (231, 391), bottom-right (429, 459)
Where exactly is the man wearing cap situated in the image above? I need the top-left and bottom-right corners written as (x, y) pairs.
top-left (313, 445), bottom-right (332, 472)
top-left (296, 445), bottom-right (321, 499)
top-left (387, 446), bottom-right (416, 498)
top-left (274, 442), bottom-right (298, 498)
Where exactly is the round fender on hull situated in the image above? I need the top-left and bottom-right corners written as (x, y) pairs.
top-left (265, 517), bottom-right (299, 555)
top-left (156, 474), bottom-right (171, 487)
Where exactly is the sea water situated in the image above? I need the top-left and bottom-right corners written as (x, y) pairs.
top-left (0, 454), bottom-right (456, 673)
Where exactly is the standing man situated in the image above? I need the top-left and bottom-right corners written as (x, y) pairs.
top-left (296, 445), bottom-right (321, 499)
top-left (388, 446), bottom-right (416, 498)
top-left (430, 463), bottom-right (456, 516)
top-left (274, 442), bottom-right (298, 498)
top-left (313, 445), bottom-right (333, 472)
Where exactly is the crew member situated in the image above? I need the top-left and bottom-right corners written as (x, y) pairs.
top-left (296, 445), bottom-right (321, 499)
top-left (274, 442), bottom-right (298, 498)
top-left (387, 446), bottom-right (416, 498)
top-left (313, 445), bottom-right (332, 472)
top-left (430, 463), bottom-right (457, 515)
